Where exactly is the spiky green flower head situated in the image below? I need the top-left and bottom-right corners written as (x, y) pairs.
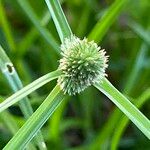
top-left (57, 35), bottom-right (108, 95)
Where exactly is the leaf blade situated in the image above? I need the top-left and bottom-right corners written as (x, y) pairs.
top-left (0, 70), bottom-right (61, 113)
top-left (94, 78), bottom-right (150, 139)
top-left (88, 0), bottom-right (128, 42)
top-left (45, 0), bottom-right (72, 42)
top-left (3, 85), bottom-right (65, 150)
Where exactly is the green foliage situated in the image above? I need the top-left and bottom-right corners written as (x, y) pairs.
top-left (0, 0), bottom-right (150, 149)
top-left (94, 78), bottom-right (150, 139)
top-left (45, 0), bottom-right (72, 41)
top-left (3, 85), bottom-right (65, 150)
top-left (88, 0), bottom-right (128, 42)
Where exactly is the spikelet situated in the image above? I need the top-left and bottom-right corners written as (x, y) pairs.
top-left (57, 35), bottom-right (108, 95)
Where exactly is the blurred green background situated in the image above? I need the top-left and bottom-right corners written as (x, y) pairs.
top-left (0, 0), bottom-right (150, 149)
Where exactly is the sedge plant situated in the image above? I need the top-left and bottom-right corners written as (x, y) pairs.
top-left (0, 0), bottom-right (150, 149)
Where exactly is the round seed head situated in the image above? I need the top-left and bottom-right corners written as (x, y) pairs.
top-left (57, 35), bottom-right (108, 95)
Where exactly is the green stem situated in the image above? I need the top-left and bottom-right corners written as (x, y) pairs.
top-left (94, 78), bottom-right (150, 139)
top-left (45, 0), bottom-right (72, 42)
top-left (3, 85), bottom-right (65, 150)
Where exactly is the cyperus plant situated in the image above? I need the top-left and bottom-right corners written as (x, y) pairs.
top-left (58, 35), bottom-right (108, 95)
top-left (0, 0), bottom-right (150, 149)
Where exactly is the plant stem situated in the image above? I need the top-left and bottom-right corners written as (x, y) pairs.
top-left (94, 78), bottom-right (150, 139)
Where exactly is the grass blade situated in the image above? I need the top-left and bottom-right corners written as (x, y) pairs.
top-left (0, 1), bottom-right (15, 52)
top-left (17, 0), bottom-right (65, 58)
top-left (0, 108), bottom-right (35, 150)
top-left (94, 78), bottom-right (150, 139)
top-left (0, 97), bottom-right (43, 150)
top-left (17, 11), bottom-right (51, 58)
top-left (88, 0), bottom-right (128, 42)
top-left (128, 21), bottom-right (150, 46)
top-left (111, 88), bottom-right (150, 150)
top-left (76, 4), bottom-right (91, 37)
top-left (3, 85), bottom-right (65, 150)
top-left (0, 112), bottom-right (36, 150)
top-left (0, 69), bottom-right (61, 113)
top-left (0, 96), bottom-right (19, 135)
top-left (124, 43), bottom-right (148, 95)
top-left (90, 40), bottom-right (149, 149)
top-left (45, 0), bottom-right (72, 42)
top-left (16, 0), bottom-right (60, 54)
top-left (49, 97), bottom-right (69, 144)
top-left (0, 45), bottom-right (33, 118)
top-left (0, 46), bottom-right (48, 149)
top-left (89, 108), bottom-right (121, 149)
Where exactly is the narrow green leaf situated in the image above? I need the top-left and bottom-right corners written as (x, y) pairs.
top-left (0, 45), bottom-right (33, 119)
top-left (0, 1), bottom-right (16, 52)
top-left (49, 97), bottom-right (69, 143)
top-left (0, 96), bottom-right (19, 135)
top-left (128, 21), bottom-right (150, 46)
top-left (0, 46), bottom-right (47, 149)
top-left (0, 69), bottom-right (61, 113)
top-left (111, 88), bottom-right (150, 150)
top-left (88, 0), bottom-right (128, 42)
top-left (17, 11), bottom-right (51, 58)
top-left (17, 0), bottom-right (66, 58)
top-left (3, 85), bottom-right (65, 150)
top-left (94, 78), bottom-right (150, 139)
top-left (0, 97), bottom-right (35, 150)
top-left (16, 0), bottom-right (60, 54)
top-left (124, 43), bottom-right (148, 95)
top-left (89, 108), bottom-right (121, 149)
top-left (76, 4), bottom-right (91, 37)
top-left (45, 0), bottom-right (72, 42)
top-left (90, 40), bottom-right (149, 149)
